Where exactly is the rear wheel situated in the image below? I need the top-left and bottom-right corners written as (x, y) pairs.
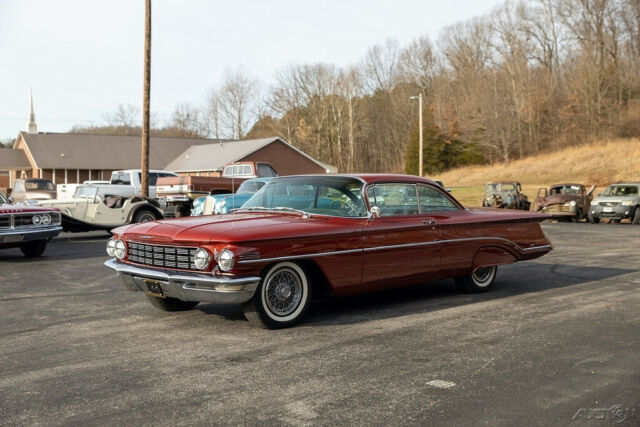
top-left (20, 240), bottom-right (47, 257)
top-left (242, 262), bottom-right (312, 329)
top-left (146, 295), bottom-right (198, 311)
top-left (455, 265), bottom-right (497, 293)
top-left (588, 212), bottom-right (600, 224)
top-left (133, 209), bottom-right (158, 223)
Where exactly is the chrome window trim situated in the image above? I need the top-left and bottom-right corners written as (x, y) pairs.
top-left (236, 237), bottom-right (551, 264)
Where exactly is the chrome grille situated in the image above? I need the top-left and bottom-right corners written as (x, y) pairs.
top-left (14, 214), bottom-right (34, 227)
top-left (0, 215), bottom-right (9, 228)
top-left (0, 212), bottom-right (60, 229)
top-left (127, 242), bottom-right (197, 270)
top-left (600, 201), bottom-right (619, 207)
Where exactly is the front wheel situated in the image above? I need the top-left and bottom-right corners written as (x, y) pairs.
top-left (241, 262), bottom-right (312, 329)
top-left (571, 209), bottom-right (583, 223)
top-left (632, 207), bottom-right (640, 224)
top-left (20, 240), bottom-right (47, 257)
top-left (455, 265), bottom-right (497, 293)
top-left (588, 212), bottom-right (600, 224)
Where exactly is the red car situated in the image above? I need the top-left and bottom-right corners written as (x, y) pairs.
top-left (0, 192), bottom-right (62, 257)
top-left (105, 174), bottom-right (552, 328)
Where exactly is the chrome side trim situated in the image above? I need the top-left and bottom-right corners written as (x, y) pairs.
top-left (237, 237), bottom-right (551, 264)
top-left (238, 248), bottom-right (363, 264)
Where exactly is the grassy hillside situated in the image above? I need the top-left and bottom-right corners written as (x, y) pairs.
top-left (432, 138), bottom-right (640, 207)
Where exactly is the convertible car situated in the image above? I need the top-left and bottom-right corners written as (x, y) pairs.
top-left (39, 186), bottom-right (163, 232)
top-left (105, 174), bottom-right (552, 328)
top-left (1, 192), bottom-right (62, 257)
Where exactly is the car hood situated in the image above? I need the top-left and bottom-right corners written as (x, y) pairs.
top-left (592, 196), bottom-right (637, 204)
top-left (0, 204), bottom-right (60, 214)
top-left (537, 194), bottom-right (580, 206)
top-left (113, 212), bottom-right (348, 244)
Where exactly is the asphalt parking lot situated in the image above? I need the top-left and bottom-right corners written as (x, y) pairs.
top-left (1, 223), bottom-right (639, 426)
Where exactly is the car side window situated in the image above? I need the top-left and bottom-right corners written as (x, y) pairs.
top-left (257, 164), bottom-right (277, 177)
top-left (367, 184), bottom-right (419, 216)
top-left (418, 185), bottom-right (460, 213)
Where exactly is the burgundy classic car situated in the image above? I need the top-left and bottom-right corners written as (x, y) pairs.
top-left (0, 192), bottom-right (62, 257)
top-left (105, 174), bottom-right (552, 328)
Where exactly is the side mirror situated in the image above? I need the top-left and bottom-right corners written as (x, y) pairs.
top-left (7, 196), bottom-right (14, 204)
top-left (368, 206), bottom-right (381, 222)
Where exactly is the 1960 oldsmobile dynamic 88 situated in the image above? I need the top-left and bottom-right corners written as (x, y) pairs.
top-left (105, 174), bottom-right (552, 328)
top-left (1, 192), bottom-right (62, 257)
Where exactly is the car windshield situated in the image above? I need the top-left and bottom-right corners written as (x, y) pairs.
top-left (241, 176), bottom-right (367, 217)
top-left (499, 183), bottom-right (516, 191)
top-left (236, 180), bottom-right (267, 194)
top-left (25, 180), bottom-right (54, 191)
top-left (550, 185), bottom-right (581, 195)
top-left (74, 186), bottom-right (99, 199)
top-left (602, 185), bottom-right (639, 197)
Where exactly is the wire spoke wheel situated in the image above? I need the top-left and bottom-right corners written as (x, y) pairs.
top-left (264, 268), bottom-right (303, 316)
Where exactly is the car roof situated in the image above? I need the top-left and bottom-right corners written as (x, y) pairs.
top-left (550, 183), bottom-right (582, 187)
top-left (272, 173), bottom-right (441, 186)
top-left (486, 181), bottom-right (520, 185)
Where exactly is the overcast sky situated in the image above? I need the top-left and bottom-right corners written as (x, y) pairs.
top-left (0, 0), bottom-right (503, 141)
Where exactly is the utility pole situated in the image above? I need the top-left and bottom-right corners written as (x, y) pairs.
top-left (141, 0), bottom-right (152, 197)
top-left (410, 93), bottom-right (423, 176)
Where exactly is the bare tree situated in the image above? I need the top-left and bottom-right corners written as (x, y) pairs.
top-left (219, 66), bottom-right (261, 139)
top-left (103, 103), bottom-right (140, 127)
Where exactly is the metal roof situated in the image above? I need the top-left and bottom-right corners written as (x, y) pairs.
top-left (17, 132), bottom-right (225, 170)
top-left (0, 148), bottom-right (30, 170)
top-left (165, 137), bottom-right (329, 172)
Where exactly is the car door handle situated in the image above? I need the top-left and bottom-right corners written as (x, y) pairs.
top-left (423, 219), bottom-right (437, 226)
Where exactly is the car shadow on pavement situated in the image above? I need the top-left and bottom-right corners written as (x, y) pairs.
top-left (303, 261), bottom-right (637, 327)
top-left (0, 233), bottom-right (110, 262)
top-left (192, 261), bottom-right (636, 326)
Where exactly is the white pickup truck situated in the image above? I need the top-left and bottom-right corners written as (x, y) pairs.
top-left (93, 170), bottom-right (178, 199)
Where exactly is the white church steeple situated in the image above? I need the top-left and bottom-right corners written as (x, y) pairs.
top-left (28, 89), bottom-right (38, 134)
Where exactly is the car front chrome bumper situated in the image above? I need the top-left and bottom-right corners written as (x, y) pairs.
top-left (104, 259), bottom-right (260, 304)
top-left (0, 225), bottom-right (62, 244)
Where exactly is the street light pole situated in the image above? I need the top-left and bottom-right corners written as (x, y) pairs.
top-left (141, 0), bottom-right (152, 197)
top-left (410, 93), bottom-right (423, 176)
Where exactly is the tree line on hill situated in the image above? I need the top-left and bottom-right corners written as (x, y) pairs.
top-left (72, 0), bottom-right (640, 175)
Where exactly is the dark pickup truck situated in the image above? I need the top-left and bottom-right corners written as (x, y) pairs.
top-left (157, 162), bottom-right (277, 216)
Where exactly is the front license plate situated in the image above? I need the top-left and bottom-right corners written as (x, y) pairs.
top-left (1, 234), bottom-right (23, 243)
top-left (603, 207), bottom-right (613, 212)
top-left (144, 279), bottom-right (167, 298)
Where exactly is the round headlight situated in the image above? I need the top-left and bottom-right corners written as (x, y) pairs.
top-left (106, 238), bottom-right (117, 257)
top-left (218, 249), bottom-right (235, 272)
top-left (564, 200), bottom-right (576, 206)
top-left (194, 248), bottom-right (210, 270)
top-left (115, 240), bottom-right (127, 259)
top-left (32, 215), bottom-right (41, 225)
top-left (41, 214), bottom-right (51, 225)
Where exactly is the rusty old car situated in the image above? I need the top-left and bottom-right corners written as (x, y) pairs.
top-left (482, 181), bottom-right (531, 210)
top-left (9, 178), bottom-right (57, 203)
top-left (1, 192), bottom-right (62, 257)
top-left (531, 183), bottom-right (595, 222)
top-left (104, 174), bottom-right (552, 328)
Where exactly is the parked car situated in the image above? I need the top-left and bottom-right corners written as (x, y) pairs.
top-left (9, 178), bottom-right (57, 203)
top-left (39, 185), bottom-right (164, 232)
top-left (85, 169), bottom-right (178, 200)
top-left (0, 192), bottom-right (62, 257)
top-left (57, 180), bottom-right (111, 200)
top-left (530, 183), bottom-right (595, 222)
top-left (192, 177), bottom-right (273, 216)
top-left (157, 162), bottom-right (278, 217)
top-left (105, 174), bottom-right (552, 329)
top-left (482, 181), bottom-right (530, 210)
top-left (588, 182), bottom-right (640, 224)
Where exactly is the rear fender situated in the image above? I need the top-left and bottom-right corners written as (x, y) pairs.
top-left (472, 247), bottom-right (517, 271)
